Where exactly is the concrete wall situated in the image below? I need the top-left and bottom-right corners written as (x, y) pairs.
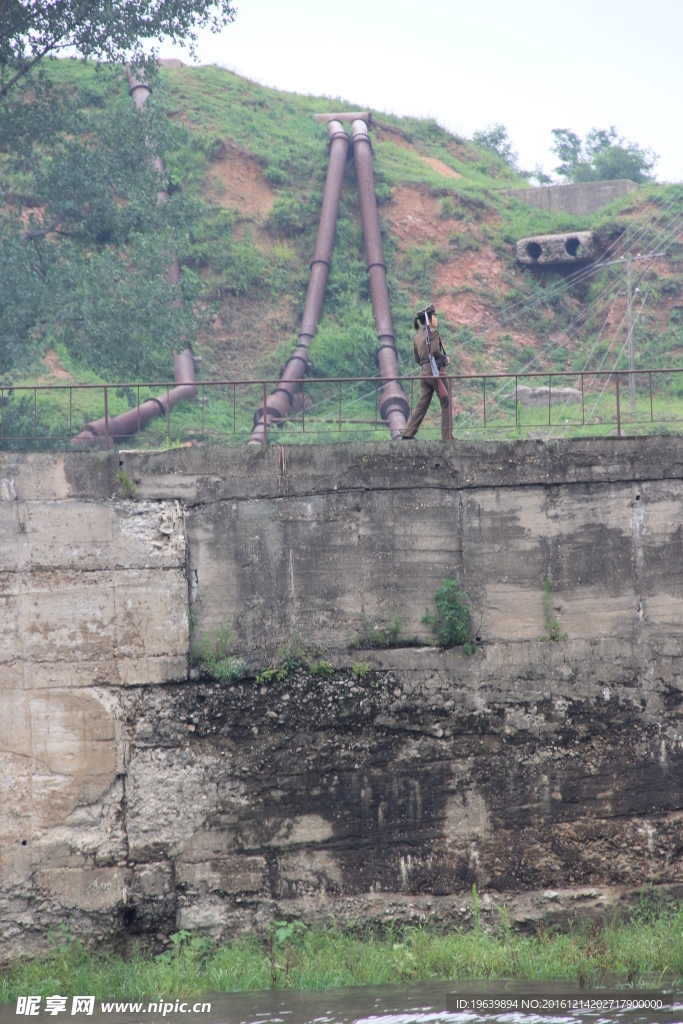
top-left (2, 438), bottom-right (683, 958)
top-left (506, 180), bottom-right (638, 216)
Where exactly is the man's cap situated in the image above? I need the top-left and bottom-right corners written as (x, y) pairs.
top-left (414, 303), bottom-right (436, 330)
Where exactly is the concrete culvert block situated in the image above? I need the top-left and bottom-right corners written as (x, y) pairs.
top-left (517, 385), bottom-right (582, 408)
top-left (517, 230), bottom-right (594, 266)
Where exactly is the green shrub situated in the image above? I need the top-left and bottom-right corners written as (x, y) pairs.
top-left (422, 577), bottom-right (472, 650)
top-left (191, 622), bottom-right (245, 682)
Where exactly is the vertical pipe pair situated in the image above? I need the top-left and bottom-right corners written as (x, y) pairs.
top-left (251, 114), bottom-right (408, 442)
top-left (249, 119), bottom-right (349, 443)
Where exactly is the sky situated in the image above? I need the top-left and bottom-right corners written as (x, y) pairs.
top-left (159, 0), bottom-right (683, 182)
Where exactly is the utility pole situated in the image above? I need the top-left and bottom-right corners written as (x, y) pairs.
top-left (628, 253), bottom-right (635, 414)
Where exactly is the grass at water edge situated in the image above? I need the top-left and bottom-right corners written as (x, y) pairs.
top-left (2, 903), bottom-right (683, 999)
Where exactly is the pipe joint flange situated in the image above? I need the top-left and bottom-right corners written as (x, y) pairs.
top-left (380, 395), bottom-right (411, 417)
top-left (367, 261), bottom-right (387, 272)
top-left (310, 257), bottom-right (331, 270)
top-left (328, 129), bottom-right (349, 144)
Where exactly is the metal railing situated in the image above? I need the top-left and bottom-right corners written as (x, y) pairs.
top-left (2, 367), bottom-right (683, 450)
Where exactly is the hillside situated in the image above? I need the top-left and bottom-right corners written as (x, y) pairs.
top-left (1, 60), bottom-right (682, 443)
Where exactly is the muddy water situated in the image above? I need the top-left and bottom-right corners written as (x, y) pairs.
top-left (202, 981), bottom-right (681, 1024)
top-left (2, 981), bottom-right (679, 1024)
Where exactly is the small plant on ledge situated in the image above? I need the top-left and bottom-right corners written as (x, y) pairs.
top-left (542, 577), bottom-right (567, 642)
top-left (190, 620), bottom-right (245, 682)
top-left (422, 577), bottom-right (475, 653)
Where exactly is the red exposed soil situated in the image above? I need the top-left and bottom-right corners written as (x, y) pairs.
top-left (200, 294), bottom-right (297, 379)
top-left (421, 156), bottom-right (462, 179)
top-left (206, 141), bottom-right (274, 222)
top-left (383, 186), bottom-right (448, 248)
top-left (40, 350), bottom-right (73, 382)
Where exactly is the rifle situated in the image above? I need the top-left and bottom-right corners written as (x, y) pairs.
top-left (422, 310), bottom-right (450, 402)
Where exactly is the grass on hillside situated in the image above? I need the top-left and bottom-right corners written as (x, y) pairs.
top-left (2, 898), bottom-right (683, 999)
top-left (2, 60), bottom-right (683, 450)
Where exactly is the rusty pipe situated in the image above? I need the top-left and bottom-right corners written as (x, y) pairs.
top-left (351, 119), bottom-right (409, 439)
top-left (249, 119), bottom-right (349, 443)
top-left (71, 349), bottom-right (197, 447)
top-left (125, 64), bottom-right (181, 285)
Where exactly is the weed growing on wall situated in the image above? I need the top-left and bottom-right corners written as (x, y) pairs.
top-left (117, 469), bottom-right (136, 498)
top-left (349, 613), bottom-right (405, 649)
top-left (191, 621), bottom-right (245, 682)
top-left (423, 577), bottom-right (473, 651)
top-left (542, 577), bottom-right (567, 642)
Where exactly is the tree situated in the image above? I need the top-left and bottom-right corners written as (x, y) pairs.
top-left (551, 126), bottom-right (657, 184)
top-left (473, 123), bottom-right (519, 169)
top-left (0, 0), bottom-right (236, 98)
top-left (0, 68), bottom-right (199, 381)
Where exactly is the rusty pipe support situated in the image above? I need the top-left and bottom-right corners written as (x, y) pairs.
top-left (351, 119), bottom-right (409, 439)
top-left (71, 349), bottom-right (197, 447)
top-left (249, 119), bottom-right (349, 443)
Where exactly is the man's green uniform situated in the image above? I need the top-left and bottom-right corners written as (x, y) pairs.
top-left (401, 319), bottom-right (450, 440)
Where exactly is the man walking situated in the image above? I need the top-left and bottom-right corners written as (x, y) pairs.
top-left (401, 303), bottom-right (451, 440)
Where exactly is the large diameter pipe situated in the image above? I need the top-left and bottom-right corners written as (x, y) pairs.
top-left (71, 349), bottom-right (197, 447)
top-left (249, 119), bottom-right (349, 443)
top-left (351, 119), bottom-right (409, 439)
top-left (125, 64), bottom-right (181, 286)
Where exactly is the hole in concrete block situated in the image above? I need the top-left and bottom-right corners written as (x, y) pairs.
top-left (21, 839), bottom-right (27, 846)
top-left (122, 906), bottom-right (137, 928)
top-left (565, 236), bottom-right (581, 257)
top-left (526, 241), bottom-right (542, 260)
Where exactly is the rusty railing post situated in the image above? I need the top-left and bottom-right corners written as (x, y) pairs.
top-left (263, 381), bottom-right (268, 444)
top-left (581, 373), bottom-right (585, 425)
top-left (34, 387), bottom-right (37, 439)
top-left (339, 379), bottom-right (342, 432)
top-left (483, 376), bottom-right (486, 428)
top-left (548, 374), bottom-right (552, 426)
top-left (616, 372), bottom-right (621, 438)
top-left (649, 372), bottom-right (653, 422)
top-left (201, 383), bottom-right (205, 435)
top-left (448, 375), bottom-right (453, 440)
top-left (515, 375), bottom-right (518, 427)
top-left (137, 385), bottom-right (140, 434)
top-left (166, 385), bottom-right (170, 441)
top-left (69, 387), bottom-right (72, 439)
top-left (233, 383), bottom-right (236, 435)
top-left (302, 381), bottom-right (305, 433)
top-left (104, 386), bottom-right (109, 451)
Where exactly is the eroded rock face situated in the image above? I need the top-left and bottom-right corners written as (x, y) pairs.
top-left (2, 442), bottom-right (683, 958)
